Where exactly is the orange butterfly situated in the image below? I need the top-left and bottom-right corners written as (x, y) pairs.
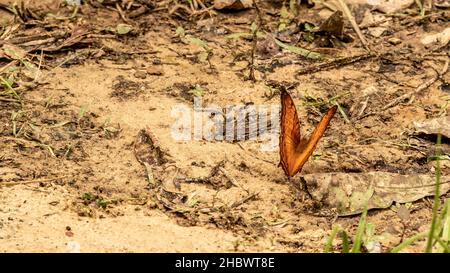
top-left (279, 89), bottom-right (337, 177)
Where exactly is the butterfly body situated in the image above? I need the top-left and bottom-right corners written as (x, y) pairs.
top-left (279, 90), bottom-right (337, 177)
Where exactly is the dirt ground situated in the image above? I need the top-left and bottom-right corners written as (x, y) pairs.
top-left (0, 0), bottom-right (449, 252)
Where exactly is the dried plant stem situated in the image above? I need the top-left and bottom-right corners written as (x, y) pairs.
top-left (336, 0), bottom-right (370, 51)
top-left (359, 58), bottom-right (449, 119)
top-left (248, 0), bottom-right (263, 81)
top-left (1, 176), bottom-right (69, 187)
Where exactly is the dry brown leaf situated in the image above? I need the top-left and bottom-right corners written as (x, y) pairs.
top-left (374, 0), bottom-right (415, 14)
top-left (421, 28), bottom-right (450, 48)
top-left (1, 44), bottom-right (28, 60)
top-left (134, 127), bottom-right (168, 166)
top-left (414, 116), bottom-right (450, 139)
top-left (214, 0), bottom-right (253, 10)
top-left (303, 172), bottom-right (450, 216)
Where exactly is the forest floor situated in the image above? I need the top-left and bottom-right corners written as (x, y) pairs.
top-left (0, 0), bottom-right (449, 252)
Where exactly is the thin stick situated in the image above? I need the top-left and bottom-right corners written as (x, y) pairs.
top-left (219, 167), bottom-right (249, 193)
top-left (0, 60), bottom-right (19, 74)
top-left (296, 52), bottom-right (376, 76)
top-left (359, 18), bottom-right (391, 29)
top-left (359, 58), bottom-right (449, 119)
top-left (230, 191), bottom-right (259, 208)
top-left (34, 49), bottom-right (44, 82)
top-left (248, 0), bottom-right (263, 81)
top-left (169, 4), bottom-right (192, 16)
top-left (336, 0), bottom-right (370, 52)
top-left (322, 1), bottom-right (338, 11)
top-left (116, 2), bottom-right (132, 23)
top-left (1, 176), bottom-right (69, 187)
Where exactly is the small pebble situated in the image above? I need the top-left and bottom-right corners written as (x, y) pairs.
top-left (146, 66), bottom-right (164, 76)
top-left (133, 70), bottom-right (147, 79)
top-left (388, 37), bottom-right (402, 45)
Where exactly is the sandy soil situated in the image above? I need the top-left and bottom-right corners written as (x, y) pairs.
top-left (0, 0), bottom-right (449, 252)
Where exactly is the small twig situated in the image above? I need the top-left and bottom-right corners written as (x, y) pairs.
top-left (0, 60), bottom-right (19, 74)
top-left (359, 58), bottom-right (449, 119)
top-left (0, 97), bottom-right (20, 103)
top-left (236, 142), bottom-right (277, 165)
top-left (0, 176), bottom-right (69, 187)
top-left (359, 18), bottom-right (391, 29)
top-left (335, 102), bottom-right (351, 124)
top-left (374, 72), bottom-right (417, 88)
top-left (219, 167), bottom-right (249, 194)
top-left (336, 0), bottom-right (370, 52)
top-left (169, 4), bottom-right (193, 16)
top-left (180, 161), bottom-right (224, 187)
top-left (230, 191), bottom-right (259, 208)
top-left (116, 3), bottom-right (132, 23)
top-left (143, 162), bottom-right (156, 186)
top-left (34, 49), bottom-right (44, 82)
top-left (195, 0), bottom-right (207, 10)
top-left (296, 52), bottom-right (376, 76)
top-left (248, 0), bottom-right (263, 82)
top-left (1, 136), bottom-right (55, 156)
top-left (190, 0), bottom-right (216, 18)
top-left (429, 0), bottom-right (435, 10)
top-left (355, 96), bottom-right (369, 119)
top-left (415, 0), bottom-right (425, 17)
top-left (187, 0), bottom-right (195, 11)
top-left (398, 10), bottom-right (448, 28)
top-left (322, 1), bottom-right (338, 11)
top-left (0, 75), bottom-right (22, 104)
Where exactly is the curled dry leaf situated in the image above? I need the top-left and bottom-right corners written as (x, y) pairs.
top-left (420, 28), bottom-right (450, 48)
top-left (359, 9), bottom-right (388, 28)
top-left (414, 115), bottom-right (450, 139)
top-left (373, 0), bottom-right (415, 14)
top-left (435, 0), bottom-right (450, 8)
top-left (134, 127), bottom-right (172, 189)
top-left (41, 26), bottom-right (89, 52)
top-left (133, 129), bottom-right (188, 211)
top-left (302, 172), bottom-right (450, 216)
top-left (214, 0), bottom-right (253, 10)
top-left (134, 127), bottom-right (168, 166)
top-left (1, 44), bottom-right (28, 60)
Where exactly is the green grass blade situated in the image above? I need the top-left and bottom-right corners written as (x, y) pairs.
top-left (435, 199), bottom-right (450, 252)
top-left (442, 200), bottom-right (450, 244)
top-left (324, 225), bottom-right (341, 253)
top-left (342, 231), bottom-right (350, 253)
top-left (351, 207), bottom-right (368, 253)
top-left (390, 231), bottom-right (428, 253)
top-left (426, 134), bottom-right (442, 253)
top-left (434, 235), bottom-right (450, 253)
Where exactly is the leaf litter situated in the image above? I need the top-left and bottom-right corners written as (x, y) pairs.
top-left (0, 0), bottom-right (449, 252)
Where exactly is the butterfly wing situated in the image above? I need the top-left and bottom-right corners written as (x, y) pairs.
top-left (290, 105), bottom-right (337, 175)
top-left (279, 90), bottom-right (302, 177)
top-left (279, 90), bottom-right (337, 177)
